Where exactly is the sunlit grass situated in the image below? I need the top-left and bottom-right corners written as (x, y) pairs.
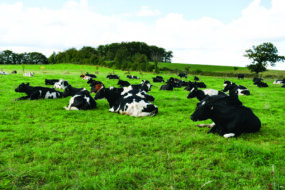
top-left (0, 64), bottom-right (284, 189)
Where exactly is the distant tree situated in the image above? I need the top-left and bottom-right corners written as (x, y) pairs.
top-left (114, 46), bottom-right (130, 69)
top-left (244, 42), bottom-right (285, 74)
top-left (48, 52), bottom-right (57, 64)
top-left (29, 52), bottom-right (48, 64)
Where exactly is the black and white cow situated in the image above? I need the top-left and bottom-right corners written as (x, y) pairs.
top-left (153, 76), bottom-right (165, 82)
top-left (23, 72), bottom-right (34, 77)
top-left (0, 71), bottom-right (9, 75)
top-left (107, 74), bottom-right (120, 79)
top-left (273, 79), bottom-right (285, 84)
top-left (187, 85), bottom-right (228, 101)
top-left (190, 94), bottom-right (261, 138)
top-left (15, 82), bottom-right (63, 100)
top-left (63, 85), bottom-right (85, 97)
top-left (89, 80), bottom-right (104, 93)
top-left (125, 80), bottom-right (152, 92)
top-left (238, 74), bottom-right (244, 79)
top-left (45, 79), bottom-right (60, 85)
top-left (94, 86), bottom-right (158, 117)
top-left (127, 75), bottom-right (139, 79)
top-left (177, 72), bottom-right (187, 78)
top-left (85, 72), bottom-right (96, 78)
top-left (223, 80), bottom-right (250, 95)
top-left (117, 80), bottom-right (131, 87)
top-left (64, 89), bottom-right (96, 111)
top-left (53, 79), bottom-right (69, 89)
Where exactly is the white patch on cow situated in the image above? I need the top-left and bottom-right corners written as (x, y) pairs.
top-left (122, 86), bottom-right (132, 95)
top-left (237, 89), bottom-right (249, 95)
top-left (0, 71), bottom-right (9, 75)
top-left (190, 87), bottom-right (195, 93)
top-left (273, 80), bottom-right (283, 84)
top-left (23, 72), bottom-right (34, 77)
top-left (45, 91), bottom-right (57, 99)
top-left (136, 92), bottom-right (145, 99)
top-left (203, 89), bottom-right (218, 96)
top-left (201, 100), bottom-right (206, 105)
top-left (39, 90), bottom-right (42, 97)
top-left (65, 95), bottom-right (80, 110)
top-left (84, 95), bottom-right (90, 104)
top-left (224, 133), bottom-right (235, 138)
top-left (123, 93), bottom-right (133, 98)
top-left (83, 76), bottom-right (92, 80)
top-left (53, 79), bottom-right (68, 89)
top-left (121, 99), bottom-right (155, 117)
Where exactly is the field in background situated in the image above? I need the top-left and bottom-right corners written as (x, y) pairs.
top-left (0, 64), bottom-right (284, 189)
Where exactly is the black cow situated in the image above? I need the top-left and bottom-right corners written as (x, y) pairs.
top-left (63, 85), bottom-right (85, 97)
top-left (127, 75), bottom-right (139, 79)
top-left (238, 74), bottom-right (244, 79)
top-left (160, 78), bottom-right (174, 90)
top-left (117, 80), bottom-right (131, 87)
top-left (187, 85), bottom-right (228, 101)
top-left (194, 76), bottom-right (199, 81)
top-left (64, 89), bottom-right (96, 110)
top-left (107, 74), bottom-right (120, 79)
top-left (85, 72), bottom-right (96, 78)
top-left (223, 81), bottom-right (250, 95)
top-left (253, 78), bottom-right (263, 84)
top-left (254, 81), bottom-right (269, 88)
top-left (194, 81), bottom-right (207, 88)
top-left (178, 72), bottom-right (187, 78)
top-left (190, 94), bottom-right (261, 138)
top-left (45, 79), bottom-right (60, 85)
top-left (15, 82), bottom-right (63, 100)
top-left (11, 70), bottom-right (17, 74)
top-left (153, 76), bottom-right (165, 82)
top-left (94, 86), bottom-right (158, 117)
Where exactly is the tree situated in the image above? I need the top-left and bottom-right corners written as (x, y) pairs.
top-left (244, 42), bottom-right (285, 74)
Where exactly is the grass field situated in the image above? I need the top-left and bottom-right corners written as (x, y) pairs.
top-left (0, 64), bottom-right (285, 189)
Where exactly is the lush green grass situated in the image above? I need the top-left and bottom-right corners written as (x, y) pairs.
top-left (0, 64), bottom-right (285, 189)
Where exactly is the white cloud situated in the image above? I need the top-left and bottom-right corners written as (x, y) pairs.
top-left (0, 0), bottom-right (285, 70)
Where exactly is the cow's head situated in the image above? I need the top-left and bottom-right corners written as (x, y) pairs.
top-left (190, 97), bottom-right (213, 121)
top-left (91, 83), bottom-right (104, 94)
top-left (15, 83), bottom-right (29, 92)
top-left (187, 86), bottom-right (198, 99)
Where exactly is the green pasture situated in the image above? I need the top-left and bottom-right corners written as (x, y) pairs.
top-left (0, 64), bottom-right (284, 189)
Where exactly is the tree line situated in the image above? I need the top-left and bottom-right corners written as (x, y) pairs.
top-left (48, 41), bottom-right (173, 72)
top-left (0, 50), bottom-right (48, 65)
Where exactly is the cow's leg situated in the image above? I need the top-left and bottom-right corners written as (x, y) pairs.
top-left (197, 123), bottom-right (215, 128)
top-left (16, 96), bottom-right (30, 101)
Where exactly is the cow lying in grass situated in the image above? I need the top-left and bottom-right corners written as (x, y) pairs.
top-left (15, 82), bottom-right (63, 100)
top-left (64, 89), bottom-right (96, 111)
top-left (190, 94), bottom-right (261, 138)
top-left (187, 85), bottom-right (228, 101)
top-left (223, 80), bottom-right (250, 95)
top-left (94, 84), bottom-right (158, 117)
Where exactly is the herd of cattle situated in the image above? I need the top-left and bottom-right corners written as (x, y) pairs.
top-left (2, 70), bottom-right (285, 138)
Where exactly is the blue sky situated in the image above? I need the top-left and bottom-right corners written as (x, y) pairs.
top-left (1, 0), bottom-right (285, 70)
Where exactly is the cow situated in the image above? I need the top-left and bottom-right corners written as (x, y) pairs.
top-left (187, 85), bottom-right (228, 101)
top-left (238, 74), bottom-right (244, 79)
top-left (63, 85), bottom-right (85, 97)
top-left (254, 81), bottom-right (269, 88)
top-left (253, 77), bottom-right (263, 84)
top-left (11, 70), bottom-right (17, 74)
top-left (85, 72), bottom-right (96, 78)
top-left (273, 79), bottom-right (285, 84)
top-left (53, 79), bottom-right (69, 89)
top-left (194, 81), bottom-right (207, 88)
top-left (23, 72), bottom-right (34, 77)
top-left (127, 75), bottom-right (140, 79)
top-left (190, 94), bottom-right (261, 138)
top-left (0, 71), bottom-right (9, 75)
top-left (64, 89), bottom-right (96, 111)
top-left (117, 80), bottom-right (131, 87)
top-left (194, 76), bottom-right (200, 81)
top-left (160, 78), bottom-right (174, 91)
top-left (94, 85), bottom-right (158, 117)
top-left (177, 72), bottom-right (187, 79)
top-left (15, 82), bottom-right (63, 100)
top-left (45, 79), bottom-right (59, 85)
top-left (80, 75), bottom-right (92, 80)
top-left (124, 80), bottom-right (152, 92)
top-left (153, 76), bottom-right (165, 82)
top-left (223, 81), bottom-right (250, 95)
top-left (107, 74), bottom-right (120, 79)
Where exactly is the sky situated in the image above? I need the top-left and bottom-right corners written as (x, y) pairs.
top-left (1, 0), bottom-right (285, 70)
